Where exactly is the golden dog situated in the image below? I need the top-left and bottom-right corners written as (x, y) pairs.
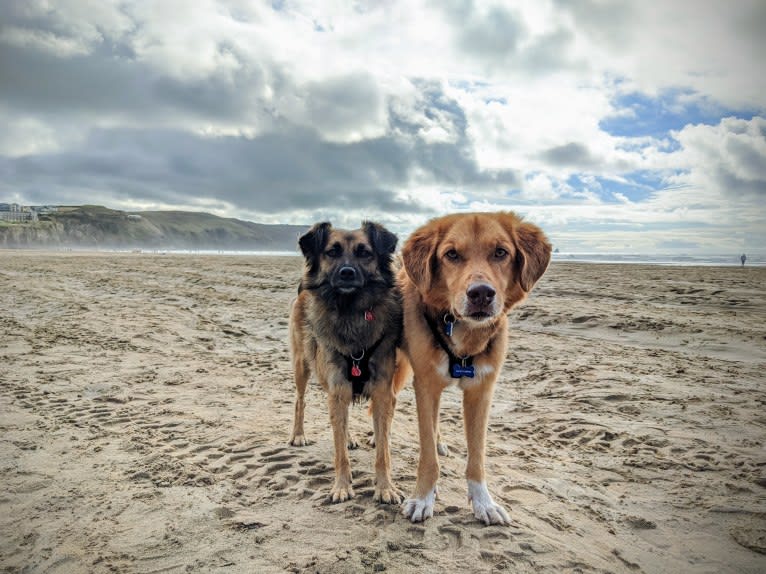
top-left (289, 221), bottom-right (403, 504)
top-left (398, 212), bottom-right (551, 524)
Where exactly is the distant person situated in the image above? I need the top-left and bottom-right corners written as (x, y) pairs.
top-left (741, 254), bottom-right (747, 267)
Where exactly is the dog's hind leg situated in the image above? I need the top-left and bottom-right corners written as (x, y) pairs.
top-left (289, 356), bottom-right (310, 447)
top-left (369, 382), bottom-right (402, 504)
top-left (328, 385), bottom-right (355, 502)
top-left (368, 351), bottom-right (411, 447)
top-left (436, 419), bottom-right (450, 457)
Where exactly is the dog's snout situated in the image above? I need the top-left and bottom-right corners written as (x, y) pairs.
top-left (331, 263), bottom-right (363, 292)
top-left (338, 265), bottom-right (357, 282)
top-left (467, 283), bottom-right (495, 306)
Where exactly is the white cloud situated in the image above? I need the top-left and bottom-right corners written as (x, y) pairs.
top-left (667, 116), bottom-right (766, 196)
top-left (0, 26), bottom-right (92, 56)
top-left (558, 0), bottom-right (766, 110)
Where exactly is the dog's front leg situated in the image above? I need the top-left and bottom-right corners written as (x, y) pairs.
top-left (327, 383), bottom-right (354, 502)
top-left (402, 378), bottom-right (442, 522)
top-left (369, 382), bottom-right (402, 504)
top-left (289, 356), bottom-right (310, 446)
top-left (463, 381), bottom-right (510, 525)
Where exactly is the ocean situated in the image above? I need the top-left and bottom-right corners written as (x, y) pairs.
top-left (27, 248), bottom-right (765, 266)
top-left (550, 252), bottom-right (765, 266)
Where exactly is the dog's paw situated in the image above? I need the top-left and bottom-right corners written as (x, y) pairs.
top-left (468, 480), bottom-right (510, 526)
top-left (437, 441), bottom-right (450, 457)
top-left (374, 484), bottom-right (403, 505)
top-left (401, 488), bottom-right (437, 522)
top-left (289, 434), bottom-right (308, 446)
top-left (367, 434), bottom-right (376, 448)
top-left (329, 482), bottom-right (355, 503)
top-left (347, 435), bottom-right (359, 450)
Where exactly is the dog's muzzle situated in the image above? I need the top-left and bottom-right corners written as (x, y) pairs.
top-left (464, 282), bottom-right (497, 319)
top-left (331, 264), bottom-right (364, 292)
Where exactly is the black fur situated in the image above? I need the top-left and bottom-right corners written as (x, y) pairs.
top-left (363, 220), bottom-right (398, 288)
top-left (298, 221), bottom-right (332, 276)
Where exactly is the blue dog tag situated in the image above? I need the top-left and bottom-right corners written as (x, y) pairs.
top-left (451, 363), bottom-right (475, 378)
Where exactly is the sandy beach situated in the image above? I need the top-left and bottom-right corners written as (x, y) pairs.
top-left (1, 251), bottom-right (764, 573)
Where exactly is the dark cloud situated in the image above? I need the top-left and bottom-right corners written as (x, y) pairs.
top-left (712, 165), bottom-right (766, 197)
top-left (437, 0), bottom-right (579, 75)
top-left (302, 72), bottom-right (384, 137)
top-left (0, 37), bottom-right (517, 215)
top-left (677, 117), bottom-right (766, 199)
top-left (438, 0), bottom-right (531, 72)
top-left (0, 126), bottom-right (413, 210)
top-left (0, 12), bottom-right (383, 138)
top-left (0, 39), bottom-right (271, 125)
top-left (3, 118), bottom-right (506, 217)
top-left (540, 142), bottom-right (597, 168)
top-left (457, 4), bottom-right (524, 61)
top-left (725, 138), bottom-right (766, 188)
top-left (390, 80), bottom-right (520, 188)
top-left (552, 0), bottom-right (637, 51)
top-left (521, 28), bottom-right (581, 74)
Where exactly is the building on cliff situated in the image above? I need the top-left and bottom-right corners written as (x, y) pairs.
top-left (0, 203), bottom-right (38, 223)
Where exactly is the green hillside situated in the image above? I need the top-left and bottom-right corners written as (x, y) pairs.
top-left (0, 205), bottom-right (305, 250)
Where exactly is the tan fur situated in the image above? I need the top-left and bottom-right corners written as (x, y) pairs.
top-left (289, 222), bottom-right (402, 504)
top-left (398, 212), bottom-right (551, 523)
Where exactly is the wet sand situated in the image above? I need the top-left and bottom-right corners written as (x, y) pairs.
top-left (1, 251), bottom-right (764, 573)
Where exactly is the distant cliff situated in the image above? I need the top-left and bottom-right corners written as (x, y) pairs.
top-left (0, 205), bottom-right (306, 251)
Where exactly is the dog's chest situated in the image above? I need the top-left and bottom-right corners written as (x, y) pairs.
top-left (307, 302), bottom-right (388, 356)
top-left (431, 353), bottom-right (497, 389)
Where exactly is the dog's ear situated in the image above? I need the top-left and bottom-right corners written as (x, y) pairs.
top-left (402, 224), bottom-right (438, 291)
top-left (512, 219), bottom-right (552, 292)
top-left (364, 221), bottom-right (398, 286)
top-left (363, 221), bottom-right (398, 255)
top-left (298, 222), bottom-right (332, 271)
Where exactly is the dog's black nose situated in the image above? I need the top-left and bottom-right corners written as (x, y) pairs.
top-left (338, 266), bottom-right (357, 282)
top-left (467, 283), bottom-right (495, 307)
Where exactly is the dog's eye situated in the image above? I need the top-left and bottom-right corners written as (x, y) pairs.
top-left (325, 245), bottom-right (342, 258)
top-left (494, 247), bottom-right (509, 259)
top-left (355, 246), bottom-right (374, 259)
top-left (445, 249), bottom-right (460, 261)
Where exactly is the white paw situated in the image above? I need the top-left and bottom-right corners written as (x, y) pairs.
top-left (437, 442), bottom-right (450, 457)
top-left (467, 480), bottom-right (510, 526)
top-left (401, 488), bottom-right (437, 523)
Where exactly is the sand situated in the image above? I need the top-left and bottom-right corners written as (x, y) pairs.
top-left (1, 251), bottom-right (764, 573)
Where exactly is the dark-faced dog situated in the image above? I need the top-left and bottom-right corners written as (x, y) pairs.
top-left (289, 221), bottom-right (403, 504)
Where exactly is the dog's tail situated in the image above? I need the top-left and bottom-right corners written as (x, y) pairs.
top-left (367, 349), bottom-right (412, 416)
top-left (392, 350), bottom-right (412, 396)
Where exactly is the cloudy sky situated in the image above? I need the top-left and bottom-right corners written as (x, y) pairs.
top-left (1, 0), bottom-right (764, 254)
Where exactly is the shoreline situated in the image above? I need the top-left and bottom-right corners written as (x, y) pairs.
top-left (1, 247), bottom-right (763, 267)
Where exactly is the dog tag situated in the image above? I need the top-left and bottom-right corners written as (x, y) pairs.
top-left (451, 363), bottom-right (475, 378)
top-left (351, 364), bottom-right (362, 378)
top-left (444, 321), bottom-right (454, 337)
top-left (365, 309), bottom-right (375, 322)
